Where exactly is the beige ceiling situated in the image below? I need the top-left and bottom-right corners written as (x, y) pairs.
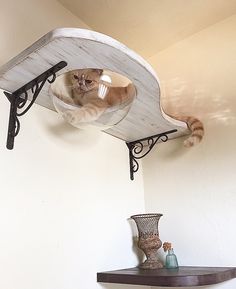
top-left (58, 0), bottom-right (236, 58)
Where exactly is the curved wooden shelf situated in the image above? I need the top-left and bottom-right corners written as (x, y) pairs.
top-left (0, 28), bottom-right (188, 143)
top-left (97, 266), bottom-right (236, 287)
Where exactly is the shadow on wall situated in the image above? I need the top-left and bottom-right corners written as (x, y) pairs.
top-left (160, 77), bottom-right (236, 126)
top-left (37, 110), bottom-right (104, 149)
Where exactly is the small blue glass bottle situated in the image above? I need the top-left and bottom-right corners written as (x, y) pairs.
top-left (165, 248), bottom-right (179, 269)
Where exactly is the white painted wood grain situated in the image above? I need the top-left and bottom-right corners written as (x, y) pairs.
top-left (0, 28), bottom-right (188, 142)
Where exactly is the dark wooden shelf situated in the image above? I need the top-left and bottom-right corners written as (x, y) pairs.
top-left (97, 266), bottom-right (236, 287)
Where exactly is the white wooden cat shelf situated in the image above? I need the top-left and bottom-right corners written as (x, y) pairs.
top-left (0, 28), bottom-right (188, 180)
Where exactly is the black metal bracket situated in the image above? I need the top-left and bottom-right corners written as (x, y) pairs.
top-left (4, 61), bottom-right (67, 149)
top-left (126, 129), bottom-right (177, 180)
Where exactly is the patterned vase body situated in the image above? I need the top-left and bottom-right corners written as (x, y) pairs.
top-left (131, 213), bottom-right (163, 269)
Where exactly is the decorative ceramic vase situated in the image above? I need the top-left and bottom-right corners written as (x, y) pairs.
top-left (131, 213), bottom-right (163, 269)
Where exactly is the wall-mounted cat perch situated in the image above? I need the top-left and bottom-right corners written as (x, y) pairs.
top-left (0, 28), bottom-right (188, 180)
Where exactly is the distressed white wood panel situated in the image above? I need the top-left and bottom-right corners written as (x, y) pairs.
top-left (0, 28), bottom-right (188, 142)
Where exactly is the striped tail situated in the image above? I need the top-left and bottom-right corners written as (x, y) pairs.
top-left (176, 116), bottom-right (204, 147)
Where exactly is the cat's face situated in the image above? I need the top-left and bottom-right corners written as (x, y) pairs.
top-left (71, 69), bottom-right (103, 93)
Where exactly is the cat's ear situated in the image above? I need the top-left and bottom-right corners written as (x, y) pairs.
top-left (92, 69), bottom-right (103, 76)
top-left (70, 70), bottom-right (79, 78)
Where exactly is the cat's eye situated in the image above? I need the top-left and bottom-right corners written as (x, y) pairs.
top-left (85, 79), bottom-right (93, 84)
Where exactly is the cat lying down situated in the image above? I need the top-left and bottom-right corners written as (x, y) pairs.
top-left (52, 68), bottom-right (204, 147)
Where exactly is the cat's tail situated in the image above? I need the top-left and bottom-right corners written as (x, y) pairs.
top-left (173, 116), bottom-right (204, 147)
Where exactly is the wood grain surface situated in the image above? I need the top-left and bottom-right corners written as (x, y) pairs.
top-left (0, 28), bottom-right (188, 142)
top-left (97, 266), bottom-right (236, 287)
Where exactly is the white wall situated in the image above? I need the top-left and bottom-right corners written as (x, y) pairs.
top-left (0, 0), bottom-right (89, 65)
top-left (0, 1), bottom-right (147, 289)
top-left (143, 14), bottom-right (236, 289)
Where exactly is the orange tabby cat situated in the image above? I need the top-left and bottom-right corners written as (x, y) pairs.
top-left (54, 68), bottom-right (204, 146)
top-left (57, 68), bottom-right (135, 125)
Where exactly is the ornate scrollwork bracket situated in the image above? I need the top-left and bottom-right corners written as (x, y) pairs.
top-left (126, 129), bottom-right (177, 180)
top-left (4, 61), bottom-right (67, 149)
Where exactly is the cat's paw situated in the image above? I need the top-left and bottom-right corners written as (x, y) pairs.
top-left (63, 110), bottom-right (78, 125)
